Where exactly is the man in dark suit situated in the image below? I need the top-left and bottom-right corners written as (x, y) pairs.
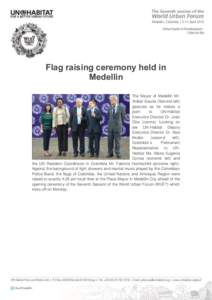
top-left (107, 95), bottom-right (126, 159)
top-left (87, 99), bottom-right (102, 158)
top-left (69, 98), bottom-right (87, 157)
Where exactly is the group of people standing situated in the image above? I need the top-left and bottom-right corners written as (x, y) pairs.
top-left (40, 95), bottom-right (126, 159)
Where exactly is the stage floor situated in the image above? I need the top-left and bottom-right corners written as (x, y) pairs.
top-left (32, 137), bottom-right (130, 160)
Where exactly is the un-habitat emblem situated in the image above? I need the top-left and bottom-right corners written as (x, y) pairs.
top-left (12, 23), bottom-right (47, 58)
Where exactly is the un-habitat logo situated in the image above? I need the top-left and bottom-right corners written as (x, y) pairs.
top-left (12, 23), bottom-right (47, 58)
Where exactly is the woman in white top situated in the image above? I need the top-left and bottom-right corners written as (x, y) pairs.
top-left (53, 97), bottom-right (70, 156)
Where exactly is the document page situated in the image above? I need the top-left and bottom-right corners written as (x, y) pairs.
top-left (1, 0), bottom-right (211, 299)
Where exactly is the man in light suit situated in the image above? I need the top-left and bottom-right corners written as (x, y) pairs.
top-left (87, 99), bottom-right (102, 158)
top-left (69, 98), bottom-right (87, 157)
top-left (107, 95), bottom-right (126, 159)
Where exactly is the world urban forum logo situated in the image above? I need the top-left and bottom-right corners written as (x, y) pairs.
top-left (12, 23), bottom-right (47, 58)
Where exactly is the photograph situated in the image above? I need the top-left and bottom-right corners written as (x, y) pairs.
top-left (32, 94), bottom-right (130, 159)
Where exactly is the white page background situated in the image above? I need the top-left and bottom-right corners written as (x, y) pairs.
top-left (1, 0), bottom-right (211, 297)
